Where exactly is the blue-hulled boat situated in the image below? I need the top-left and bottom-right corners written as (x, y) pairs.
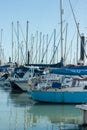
top-left (29, 67), bottom-right (87, 103)
top-left (30, 87), bottom-right (87, 103)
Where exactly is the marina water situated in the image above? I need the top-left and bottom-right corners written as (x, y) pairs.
top-left (0, 85), bottom-right (86, 130)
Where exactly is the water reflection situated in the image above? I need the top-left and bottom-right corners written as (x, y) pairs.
top-left (27, 104), bottom-right (83, 130)
top-left (28, 104), bottom-right (81, 122)
top-left (8, 91), bottom-right (35, 107)
top-left (0, 85), bottom-right (87, 130)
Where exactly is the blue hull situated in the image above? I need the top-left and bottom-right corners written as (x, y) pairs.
top-left (30, 91), bottom-right (87, 103)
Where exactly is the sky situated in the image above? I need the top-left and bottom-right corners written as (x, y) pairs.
top-left (0, 0), bottom-right (87, 64)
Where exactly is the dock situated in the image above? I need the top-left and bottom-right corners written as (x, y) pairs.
top-left (76, 104), bottom-right (87, 126)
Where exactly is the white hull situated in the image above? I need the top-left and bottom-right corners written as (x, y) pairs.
top-left (14, 79), bottom-right (29, 91)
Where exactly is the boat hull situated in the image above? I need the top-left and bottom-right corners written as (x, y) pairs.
top-left (30, 90), bottom-right (87, 103)
top-left (10, 81), bottom-right (25, 92)
top-left (14, 80), bottom-right (28, 91)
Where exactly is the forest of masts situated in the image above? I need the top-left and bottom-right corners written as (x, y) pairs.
top-left (0, 20), bottom-right (86, 66)
top-left (9, 20), bottom-right (83, 66)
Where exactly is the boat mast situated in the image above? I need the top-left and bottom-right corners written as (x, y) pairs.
top-left (39, 32), bottom-right (42, 63)
top-left (76, 23), bottom-right (79, 64)
top-left (60, 0), bottom-right (64, 62)
top-left (46, 34), bottom-right (48, 64)
top-left (36, 31), bottom-right (38, 64)
top-left (26, 21), bottom-right (29, 64)
top-left (53, 29), bottom-right (56, 64)
top-left (64, 23), bottom-right (68, 65)
top-left (42, 34), bottom-right (45, 63)
top-left (17, 21), bottom-right (19, 65)
top-left (12, 22), bottom-right (14, 63)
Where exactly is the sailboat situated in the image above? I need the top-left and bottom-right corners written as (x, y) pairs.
top-left (29, 0), bottom-right (87, 104)
top-left (29, 72), bottom-right (87, 103)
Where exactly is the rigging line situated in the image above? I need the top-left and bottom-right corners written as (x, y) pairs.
top-left (14, 41), bottom-right (25, 63)
top-left (30, 34), bottom-right (34, 63)
top-left (30, 36), bottom-right (38, 63)
top-left (65, 0), bottom-right (80, 22)
top-left (19, 23), bottom-right (26, 43)
top-left (29, 34), bottom-right (33, 53)
top-left (32, 32), bottom-right (44, 63)
top-left (68, 0), bottom-right (80, 37)
top-left (20, 42), bottom-right (26, 63)
top-left (50, 26), bottom-right (66, 64)
top-left (20, 43), bottom-right (25, 64)
top-left (56, 30), bottom-right (62, 43)
top-left (13, 24), bottom-right (19, 41)
top-left (32, 32), bottom-right (38, 63)
top-left (65, 29), bottom-right (76, 61)
top-left (69, 0), bottom-right (87, 58)
top-left (13, 24), bottom-right (26, 63)
top-left (13, 23), bottom-right (27, 57)
top-left (50, 39), bottom-right (60, 64)
top-left (40, 31), bottom-right (54, 63)
top-left (13, 23), bottom-right (20, 62)
top-left (33, 47), bottom-right (38, 63)
top-left (34, 32), bottom-right (60, 63)
top-left (64, 23), bottom-right (68, 62)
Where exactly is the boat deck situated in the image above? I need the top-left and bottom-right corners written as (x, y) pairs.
top-left (46, 86), bottom-right (87, 92)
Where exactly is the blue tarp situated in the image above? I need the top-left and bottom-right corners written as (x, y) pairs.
top-left (50, 68), bottom-right (87, 75)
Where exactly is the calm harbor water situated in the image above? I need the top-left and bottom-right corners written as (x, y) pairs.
top-left (0, 85), bottom-right (87, 130)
